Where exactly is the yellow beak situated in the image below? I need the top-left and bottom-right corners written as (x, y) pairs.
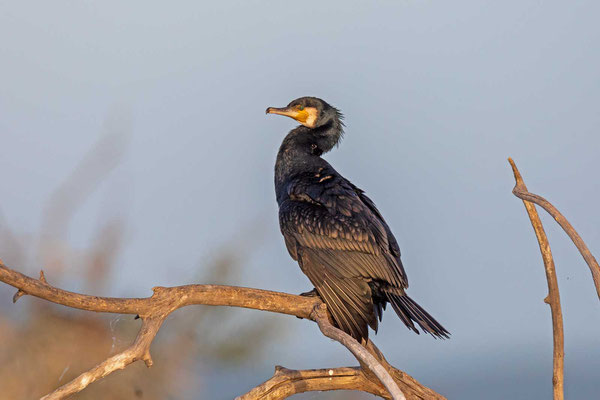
top-left (266, 106), bottom-right (309, 124)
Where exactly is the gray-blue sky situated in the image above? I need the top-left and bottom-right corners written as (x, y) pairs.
top-left (1, 1), bottom-right (599, 398)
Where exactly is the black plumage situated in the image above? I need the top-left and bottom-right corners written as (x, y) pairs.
top-left (267, 96), bottom-right (449, 342)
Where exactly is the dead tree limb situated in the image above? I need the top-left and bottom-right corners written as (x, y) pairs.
top-left (237, 352), bottom-right (445, 400)
top-left (508, 158), bottom-right (564, 400)
top-left (237, 366), bottom-right (383, 400)
top-left (0, 259), bottom-right (441, 400)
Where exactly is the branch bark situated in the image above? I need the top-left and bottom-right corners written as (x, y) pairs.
top-left (0, 259), bottom-right (443, 400)
top-left (508, 158), bottom-right (564, 400)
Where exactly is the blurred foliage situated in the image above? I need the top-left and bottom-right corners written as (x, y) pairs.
top-left (0, 125), bottom-right (282, 399)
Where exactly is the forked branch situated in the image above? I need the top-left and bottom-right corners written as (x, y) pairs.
top-left (508, 158), bottom-right (564, 400)
top-left (509, 159), bottom-right (600, 301)
top-left (0, 260), bottom-right (439, 400)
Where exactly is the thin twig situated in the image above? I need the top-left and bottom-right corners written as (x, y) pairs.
top-left (508, 158), bottom-right (564, 400)
top-left (0, 260), bottom-right (441, 400)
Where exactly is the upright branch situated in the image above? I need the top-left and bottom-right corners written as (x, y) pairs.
top-left (508, 158), bottom-right (564, 400)
top-left (0, 259), bottom-right (442, 400)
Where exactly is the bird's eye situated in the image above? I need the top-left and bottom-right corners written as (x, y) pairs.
top-left (297, 105), bottom-right (305, 111)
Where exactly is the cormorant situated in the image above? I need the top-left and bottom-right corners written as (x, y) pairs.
top-left (267, 97), bottom-right (449, 343)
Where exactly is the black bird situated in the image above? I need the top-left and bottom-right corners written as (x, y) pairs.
top-left (266, 97), bottom-right (449, 343)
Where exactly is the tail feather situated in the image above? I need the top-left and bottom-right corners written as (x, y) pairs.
top-left (386, 291), bottom-right (450, 339)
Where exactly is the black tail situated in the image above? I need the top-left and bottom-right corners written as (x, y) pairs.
top-left (386, 291), bottom-right (450, 339)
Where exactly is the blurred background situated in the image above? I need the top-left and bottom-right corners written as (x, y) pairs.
top-left (1, 1), bottom-right (599, 399)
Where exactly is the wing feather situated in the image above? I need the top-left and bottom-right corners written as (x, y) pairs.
top-left (300, 248), bottom-right (373, 340)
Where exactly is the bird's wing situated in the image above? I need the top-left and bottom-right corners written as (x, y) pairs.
top-left (279, 169), bottom-right (407, 288)
top-left (299, 246), bottom-right (376, 340)
top-left (348, 183), bottom-right (407, 287)
top-left (279, 169), bottom-right (407, 340)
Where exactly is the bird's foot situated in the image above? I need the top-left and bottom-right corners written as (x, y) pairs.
top-left (299, 288), bottom-right (319, 297)
top-left (297, 288), bottom-right (320, 319)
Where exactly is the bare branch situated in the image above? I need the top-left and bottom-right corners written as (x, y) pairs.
top-left (509, 161), bottom-right (600, 301)
top-left (0, 260), bottom-right (443, 400)
top-left (0, 261), bottom-right (321, 317)
top-left (238, 358), bottom-right (446, 400)
top-left (508, 158), bottom-right (564, 400)
top-left (236, 366), bottom-right (390, 400)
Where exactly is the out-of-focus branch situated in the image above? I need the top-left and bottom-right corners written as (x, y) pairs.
top-left (40, 316), bottom-right (164, 400)
top-left (508, 158), bottom-right (564, 400)
top-left (39, 120), bottom-right (130, 274)
top-left (509, 161), bottom-right (600, 301)
top-left (0, 260), bottom-right (443, 400)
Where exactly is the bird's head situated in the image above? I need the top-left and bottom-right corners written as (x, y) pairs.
top-left (266, 96), bottom-right (339, 129)
top-left (266, 96), bottom-right (344, 152)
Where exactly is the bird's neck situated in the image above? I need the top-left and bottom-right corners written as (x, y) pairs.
top-left (311, 117), bottom-right (344, 153)
top-left (274, 128), bottom-right (329, 204)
